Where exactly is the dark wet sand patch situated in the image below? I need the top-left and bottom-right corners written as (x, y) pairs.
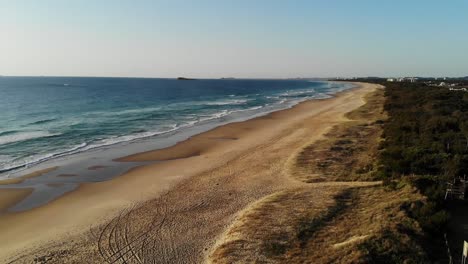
top-left (0, 167), bottom-right (58, 185)
top-left (0, 188), bottom-right (34, 212)
top-left (58, 174), bottom-right (78, 177)
top-left (207, 137), bottom-right (239, 140)
top-left (47, 183), bottom-right (65, 188)
top-left (87, 165), bottom-right (109, 171)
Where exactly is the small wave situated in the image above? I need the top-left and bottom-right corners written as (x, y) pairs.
top-left (48, 83), bottom-right (89, 87)
top-left (246, 106), bottom-right (263, 111)
top-left (0, 154), bottom-right (12, 163)
top-left (0, 131), bottom-right (62, 145)
top-left (111, 107), bottom-right (163, 116)
top-left (0, 142), bottom-right (88, 173)
top-left (0, 96), bottom-right (327, 174)
top-left (315, 93), bottom-right (333, 99)
top-left (198, 99), bottom-right (249, 106)
top-left (0, 130), bottom-right (19, 137)
top-left (197, 106), bottom-right (265, 122)
top-left (28, 118), bottom-right (58, 125)
top-left (49, 83), bottom-right (73, 87)
top-left (0, 121), bottom-right (198, 172)
top-left (85, 107), bottom-right (163, 118)
top-left (80, 124), bottom-right (180, 151)
top-left (279, 89), bottom-right (316, 97)
top-left (2, 124), bottom-right (188, 171)
top-left (198, 110), bottom-right (230, 122)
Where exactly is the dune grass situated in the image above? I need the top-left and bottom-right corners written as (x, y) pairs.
top-left (293, 88), bottom-right (386, 183)
top-left (210, 87), bottom-right (434, 263)
top-left (210, 184), bottom-right (427, 264)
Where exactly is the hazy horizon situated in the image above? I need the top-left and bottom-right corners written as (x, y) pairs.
top-left (2, 1), bottom-right (468, 78)
top-left (1, 75), bottom-right (466, 79)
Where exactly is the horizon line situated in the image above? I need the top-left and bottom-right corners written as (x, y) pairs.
top-left (2, 75), bottom-right (467, 79)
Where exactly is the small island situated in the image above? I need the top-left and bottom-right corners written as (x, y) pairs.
top-left (177, 77), bottom-right (196, 81)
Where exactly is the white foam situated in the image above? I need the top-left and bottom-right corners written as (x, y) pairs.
top-left (80, 124), bottom-right (180, 151)
top-left (196, 106), bottom-right (265, 123)
top-left (85, 106), bottom-right (163, 117)
top-left (198, 99), bottom-right (249, 106)
top-left (0, 142), bottom-right (87, 172)
top-left (0, 131), bottom-right (61, 145)
top-left (0, 83), bottom-right (355, 174)
top-left (1, 123), bottom-right (190, 173)
top-left (279, 88), bottom-right (316, 97)
top-left (0, 154), bottom-right (12, 163)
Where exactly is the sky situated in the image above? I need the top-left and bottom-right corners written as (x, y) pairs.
top-left (1, 0), bottom-right (468, 78)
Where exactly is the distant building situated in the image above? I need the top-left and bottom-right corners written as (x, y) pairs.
top-left (394, 77), bottom-right (418, 83)
top-left (387, 78), bottom-right (396, 82)
top-left (449, 87), bottom-right (468, 92)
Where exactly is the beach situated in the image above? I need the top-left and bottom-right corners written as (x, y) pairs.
top-left (0, 82), bottom-right (379, 263)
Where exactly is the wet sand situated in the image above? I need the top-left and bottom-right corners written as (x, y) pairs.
top-left (0, 167), bottom-right (57, 186)
top-left (0, 82), bottom-right (379, 262)
top-left (0, 189), bottom-right (33, 213)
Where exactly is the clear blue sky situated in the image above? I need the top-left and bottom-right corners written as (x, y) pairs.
top-left (1, 0), bottom-right (467, 78)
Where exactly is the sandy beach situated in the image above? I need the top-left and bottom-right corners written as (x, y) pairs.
top-left (0, 82), bottom-right (380, 263)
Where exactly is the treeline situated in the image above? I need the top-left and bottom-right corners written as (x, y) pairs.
top-left (378, 82), bottom-right (468, 180)
top-left (376, 82), bottom-right (468, 261)
top-left (335, 80), bottom-right (468, 261)
top-left (377, 82), bottom-right (468, 237)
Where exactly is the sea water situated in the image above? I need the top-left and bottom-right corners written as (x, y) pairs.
top-left (0, 77), bottom-right (354, 174)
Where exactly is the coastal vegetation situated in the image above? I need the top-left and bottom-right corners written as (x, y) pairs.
top-left (292, 88), bottom-right (386, 182)
top-left (375, 81), bottom-right (468, 261)
top-left (352, 80), bottom-right (467, 261)
top-left (211, 85), bottom-right (432, 263)
top-left (212, 81), bottom-right (467, 263)
top-left (378, 82), bottom-right (468, 180)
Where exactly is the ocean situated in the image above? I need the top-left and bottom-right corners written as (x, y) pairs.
top-left (0, 77), bottom-right (354, 175)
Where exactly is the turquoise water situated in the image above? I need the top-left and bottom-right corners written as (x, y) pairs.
top-left (0, 77), bottom-right (353, 173)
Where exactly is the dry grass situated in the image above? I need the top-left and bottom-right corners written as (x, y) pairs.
top-left (286, 186), bottom-right (427, 263)
top-left (293, 88), bottom-right (386, 182)
top-left (209, 185), bottom-right (343, 264)
top-left (210, 184), bottom-right (427, 264)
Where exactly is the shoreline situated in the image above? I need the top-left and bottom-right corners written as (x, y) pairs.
top-left (0, 81), bottom-right (356, 213)
top-left (0, 81), bottom-right (351, 177)
top-left (0, 82), bottom-right (377, 261)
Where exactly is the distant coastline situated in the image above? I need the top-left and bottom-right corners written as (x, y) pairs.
top-left (177, 77), bottom-right (196, 80)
